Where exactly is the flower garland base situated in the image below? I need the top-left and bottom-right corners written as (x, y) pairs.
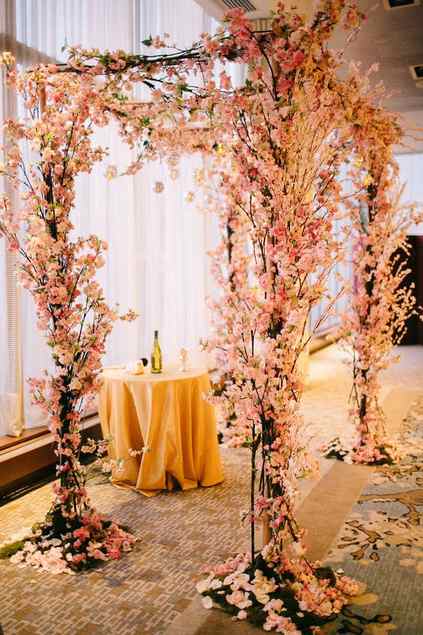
top-left (4, 505), bottom-right (136, 574)
top-left (197, 553), bottom-right (363, 634)
top-left (322, 436), bottom-right (399, 466)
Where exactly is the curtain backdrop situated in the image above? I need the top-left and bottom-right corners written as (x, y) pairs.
top-left (0, 1), bottom-right (25, 435)
top-left (0, 0), bottom-right (219, 434)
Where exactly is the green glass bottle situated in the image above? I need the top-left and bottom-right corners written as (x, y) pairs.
top-left (151, 330), bottom-right (162, 373)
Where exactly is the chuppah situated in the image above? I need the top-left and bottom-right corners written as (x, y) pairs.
top-left (0, 0), bottom-right (421, 632)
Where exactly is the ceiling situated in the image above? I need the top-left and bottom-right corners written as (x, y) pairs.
top-left (330, 0), bottom-right (423, 153)
top-left (195, 0), bottom-right (423, 152)
top-left (330, 0), bottom-right (423, 115)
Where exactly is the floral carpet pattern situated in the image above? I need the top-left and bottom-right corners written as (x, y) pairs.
top-left (327, 398), bottom-right (423, 635)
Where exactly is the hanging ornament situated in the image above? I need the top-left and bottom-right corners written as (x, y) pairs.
top-left (105, 165), bottom-right (117, 180)
top-left (154, 181), bottom-right (164, 193)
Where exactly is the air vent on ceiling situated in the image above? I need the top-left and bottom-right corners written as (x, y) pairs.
top-left (194, 0), bottom-right (261, 18)
top-left (383, 0), bottom-right (420, 10)
top-left (221, 0), bottom-right (257, 9)
top-left (410, 65), bottom-right (423, 80)
top-left (194, 0), bottom-right (276, 20)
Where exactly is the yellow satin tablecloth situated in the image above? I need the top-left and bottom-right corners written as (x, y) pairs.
top-left (99, 367), bottom-right (223, 496)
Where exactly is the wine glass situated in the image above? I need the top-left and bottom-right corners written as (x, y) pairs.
top-left (179, 347), bottom-right (189, 372)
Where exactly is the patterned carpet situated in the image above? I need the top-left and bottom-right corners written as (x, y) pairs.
top-left (0, 345), bottom-right (422, 635)
top-left (326, 397), bottom-right (423, 635)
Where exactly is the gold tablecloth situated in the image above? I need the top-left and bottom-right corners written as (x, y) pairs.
top-left (99, 367), bottom-right (223, 496)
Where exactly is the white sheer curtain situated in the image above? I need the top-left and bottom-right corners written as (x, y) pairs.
top-left (74, 136), bottom-right (216, 367)
top-left (0, 0), bottom-right (220, 434)
top-left (0, 219), bottom-right (23, 435)
top-left (73, 0), bottom-right (218, 366)
top-left (17, 0), bottom-right (139, 428)
top-left (0, 1), bottom-right (25, 435)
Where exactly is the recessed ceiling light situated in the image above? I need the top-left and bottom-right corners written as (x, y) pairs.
top-left (383, 0), bottom-right (420, 9)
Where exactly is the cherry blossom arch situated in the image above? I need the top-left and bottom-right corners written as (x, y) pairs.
top-left (0, 1), bottom-right (417, 631)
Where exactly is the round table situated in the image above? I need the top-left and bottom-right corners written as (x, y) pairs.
top-left (99, 367), bottom-right (223, 496)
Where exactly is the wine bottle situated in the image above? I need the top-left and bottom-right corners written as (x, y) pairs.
top-left (151, 330), bottom-right (162, 374)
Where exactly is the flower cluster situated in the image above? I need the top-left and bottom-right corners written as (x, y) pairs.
top-left (197, 552), bottom-right (363, 633)
top-left (10, 510), bottom-right (135, 574)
